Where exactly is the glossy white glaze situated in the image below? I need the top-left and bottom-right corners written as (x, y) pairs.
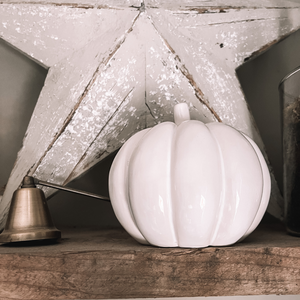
top-left (109, 103), bottom-right (270, 248)
top-left (239, 134), bottom-right (271, 241)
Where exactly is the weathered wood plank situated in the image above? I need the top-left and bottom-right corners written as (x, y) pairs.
top-left (0, 4), bottom-right (141, 229)
top-left (148, 5), bottom-right (300, 136)
top-left (1, 1), bottom-right (300, 230)
top-left (0, 222), bottom-right (300, 299)
top-left (67, 12), bottom-right (218, 182)
top-left (147, 4), bottom-right (300, 219)
top-left (0, 0), bottom-right (142, 6)
top-left (0, 3), bottom-right (141, 67)
top-left (145, 0), bottom-right (300, 9)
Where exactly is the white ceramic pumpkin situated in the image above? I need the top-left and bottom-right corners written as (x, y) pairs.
top-left (109, 103), bottom-right (271, 248)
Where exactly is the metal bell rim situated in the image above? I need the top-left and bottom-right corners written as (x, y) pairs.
top-left (0, 227), bottom-right (61, 243)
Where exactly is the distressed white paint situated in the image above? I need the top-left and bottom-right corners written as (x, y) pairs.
top-left (0, 4), bottom-right (141, 67)
top-left (1, 0), bottom-right (300, 229)
top-left (0, 3), bottom-right (142, 228)
top-left (68, 13), bottom-right (217, 182)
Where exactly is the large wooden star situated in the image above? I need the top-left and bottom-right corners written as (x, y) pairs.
top-left (1, 0), bottom-right (300, 228)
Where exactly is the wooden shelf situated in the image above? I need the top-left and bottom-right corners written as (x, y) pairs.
top-left (1, 220), bottom-right (300, 300)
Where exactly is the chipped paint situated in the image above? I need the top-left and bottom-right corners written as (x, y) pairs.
top-left (1, 0), bottom-right (300, 228)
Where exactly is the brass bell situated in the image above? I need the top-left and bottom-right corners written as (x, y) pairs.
top-left (0, 176), bottom-right (61, 243)
top-left (0, 176), bottom-right (109, 244)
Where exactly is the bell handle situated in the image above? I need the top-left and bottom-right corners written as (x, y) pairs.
top-left (24, 176), bottom-right (110, 202)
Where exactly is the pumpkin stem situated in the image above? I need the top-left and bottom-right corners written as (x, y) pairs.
top-left (174, 103), bottom-right (191, 126)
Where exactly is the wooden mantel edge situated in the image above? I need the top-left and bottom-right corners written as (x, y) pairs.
top-left (0, 221), bottom-right (300, 299)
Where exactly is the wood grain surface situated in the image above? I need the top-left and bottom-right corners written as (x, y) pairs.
top-left (0, 221), bottom-right (299, 299)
